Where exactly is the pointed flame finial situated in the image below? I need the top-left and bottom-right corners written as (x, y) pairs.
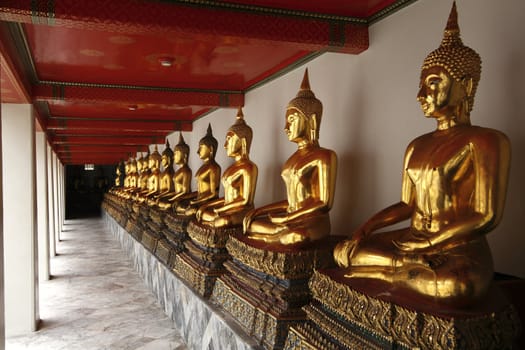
top-left (236, 106), bottom-right (244, 120)
top-left (178, 132), bottom-right (185, 145)
top-left (165, 139), bottom-right (170, 148)
top-left (300, 68), bottom-right (310, 91)
top-left (206, 123), bottom-right (213, 136)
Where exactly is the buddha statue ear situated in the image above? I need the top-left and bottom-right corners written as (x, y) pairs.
top-left (460, 77), bottom-right (474, 122)
top-left (241, 137), bottom-right (248, 157)
top-left (309, 113), bottom-right (318, 143)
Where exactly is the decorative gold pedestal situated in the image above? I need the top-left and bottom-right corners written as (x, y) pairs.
top-left (103, 194), bottom-right (127, 226)
top-left (163, 212), bottom-right (191, 254)
top-left (172, 220), bottom-right (239, 298)
top-left (211, 233), bottom-right (341, 350)
top-left (284, 269), bottom-right (522, 350)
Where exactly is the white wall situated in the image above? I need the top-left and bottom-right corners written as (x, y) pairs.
top-left (168, 0), bottom-right (525, 278)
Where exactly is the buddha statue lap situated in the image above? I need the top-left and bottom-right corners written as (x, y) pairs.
top-left (174, 124), bottom-right (221, 217)
top-left (157, 133), bottom-right (193, 211)
top-left (243, 69), bottom-right (337, 246)
top-left (195, 107), bottom-right (257, 230)
top-left (333, 2), bottom-right (511, 307)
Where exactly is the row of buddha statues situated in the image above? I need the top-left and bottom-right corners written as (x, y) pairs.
top-left (105, 3), bottom-right (519, 349)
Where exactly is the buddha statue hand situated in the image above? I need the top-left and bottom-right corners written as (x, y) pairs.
top-left (393, 229), bottom-right (434, 252)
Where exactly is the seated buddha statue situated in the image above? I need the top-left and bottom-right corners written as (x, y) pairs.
top-left (136, 152), bottom-right (150, 194)
top-left (243, 69), bottom-right (337, 245)
top-left (333, 3), bottom-right (511, 306)
top-left (196, 108), bottom-right (258, 228)
top-left (114, 162), bottom-right (122, 188)
top-left (119, 157), bottom-right (139, 199)
top-left (147, 140), bottom-right (175, 206)
top-left (175, 124), bottom-right (221, 216)
top-left (134, 146), bottom-right (162, 203)
top-left (157, 133), bottom-right (193, 211)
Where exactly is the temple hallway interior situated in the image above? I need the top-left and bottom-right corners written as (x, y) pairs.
top-left (5, 217), bottom-right (187, 350)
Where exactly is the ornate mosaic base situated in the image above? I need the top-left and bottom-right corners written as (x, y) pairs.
top-left (284, 269), bottom-right (522, 350)
top-left (226, 233), bottom-right (341, 280)
top-left (141, 230), bottom-right (161, 253)
top-left (213, 272), bottom-right (305, 350)
top-left (212, 278), bottom-right (305, 349)
top-left (187, 220), bottom-right (241, 249)
top-left (163, 212), bottom-right (190, 233)
top-left (154, 238), bottom-right (175, 268)
top-left (163, 212), bottom-right (190, 253)
top-left (148, 207), bottom-right (166, 227)
top-left (212, 235), bottom-right (342, 349)
top-left (172, 250), bottom-right (223, 298)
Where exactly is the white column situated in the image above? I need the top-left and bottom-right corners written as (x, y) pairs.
top-left (0, 98), bottom-right (6, 349)
top-left (58, 162), bottom-right (64, 233)
top-left (52, 154), bottom-right (59, 244)
top-left (47, 144), bottom-right (56, 258)
top-left (1, 104), bottom-right (38, 336)
top-left (36, 132), bottom-right (49, 281)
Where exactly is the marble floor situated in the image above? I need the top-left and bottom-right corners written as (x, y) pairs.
top-left (6, 217), bottom-right (187, 350)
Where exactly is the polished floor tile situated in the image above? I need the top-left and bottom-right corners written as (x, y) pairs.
top-left (6, 217), bottom-right (187, 350)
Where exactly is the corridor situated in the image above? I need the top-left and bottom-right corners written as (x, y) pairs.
top-left (6, 217), bottom-right (187, 350)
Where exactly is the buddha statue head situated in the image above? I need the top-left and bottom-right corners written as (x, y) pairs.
top-left (198, 124), bottom-right (218, 161)
top-left (174, 132), bottom-right (190, 165)
top-left (225, 107), bottom-right (253, 158)
top-left (149, 145), bottom-right (161, 170)
top-left (161, 139), bottom-right (174, 169)
top-left (286, 69), bottom-right (323, 146)
top-left (419, 1), bottom-right (481, 124)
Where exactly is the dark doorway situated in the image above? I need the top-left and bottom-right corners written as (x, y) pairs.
top-left (65, 164), bottom-right (115, 219)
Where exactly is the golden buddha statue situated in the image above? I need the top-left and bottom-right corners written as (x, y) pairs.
top-left (137, 152), bottom-right (150, 192)
top-left (196, 108), bottom-right (258, 228)
top-left (134, 146), bottom-right (162, 203)
top-left (243, 69), bottom-right (337, 245)
top-left (333, 2), bottom-right (511, 306)
top-left (147, 140), bottom-right (175, 206)
top-left (118, 157), bottom-right (139, 199)
top-left (114, 162), bottom-right (122, 187)
top-left (157, 133), bottom-right (193, 211)
top-left (175, 124), bottom-right (221, 216)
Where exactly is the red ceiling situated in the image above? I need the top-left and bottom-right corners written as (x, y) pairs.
top-left (0, 0), bottom-right (417, 164)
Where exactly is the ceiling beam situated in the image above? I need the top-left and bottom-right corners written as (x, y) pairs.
top-left (47, 118), bottom-right (192, 133)
top-left (34, 84), bottom-right (244, 108)
top-left (50, 135), bottom-right (167, 146)
top-left (55, 145), bottom-right (149, 154)
top-left (0, 0), bottom-right (368, 54)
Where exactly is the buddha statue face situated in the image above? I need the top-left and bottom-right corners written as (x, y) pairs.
top-left (198, 143), bottom-right (212, 160)
top-left (285, 108), bottom-right (309, 143)
top-left (225, 131), bottom-right (242, 157)
top-left (161, 154), bottom-right (169, 168)
top-left (418, 66), bottom-right (468, 121)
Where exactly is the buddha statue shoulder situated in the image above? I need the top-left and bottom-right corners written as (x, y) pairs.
top-left (147, 139), bottom-right (175, 206)
top-left (333, 2), bottom-right (511, 306)
top-left (175, 124), bottom-right (221, 216)
top-left (157, 133), bottom-right (194, 210)
top-left (196, 108), bottom-right (258, 228)
top-left (243, 69), bottom-right (337, 245)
